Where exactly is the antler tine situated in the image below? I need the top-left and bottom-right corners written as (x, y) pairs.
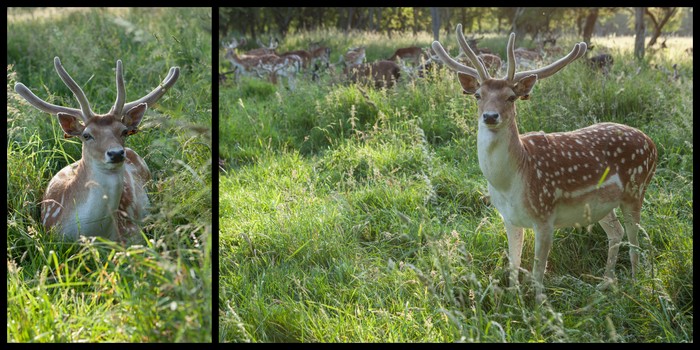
top-left (431, 41), bottom-right (480, 79)
top-left (122, 66), bottom-right (180, 112)
top-left (54, 57), bottom-right (94, 122)
top-left (506, 33), bottom-right (516, 81)
top-left (109, 60), bottom-right (126, 115)
top-left (456, 24), bottom-right (490, 80)
top-left (512, 41), bottom-right (587, 82)
top-left (14, 83), bottom-right (84, 116)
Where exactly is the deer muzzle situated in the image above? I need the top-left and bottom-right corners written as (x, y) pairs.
top-left (482, 112), bottom-right (500, 126)
top-left (107, 148), bottom-right (126, 163)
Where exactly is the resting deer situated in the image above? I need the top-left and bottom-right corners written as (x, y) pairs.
top-left (345, 60), bottom-right (401, 89)
top-left (432, 24), bottom-right (657, 302)
top-left (14, 57), bottom-right (179, 243)
top-left (584, 46), bottom-right (614, 74)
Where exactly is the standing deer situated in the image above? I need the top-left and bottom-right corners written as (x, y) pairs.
top-left (223, 39), bottom-right (301, 89)
top-left (387, 46), bottom-right (427, 66)
top-left (14, 57), bottom-right (180, 243)
top-left (432, 24), bottom-right (657, 302)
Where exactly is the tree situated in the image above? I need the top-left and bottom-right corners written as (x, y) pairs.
top-left (431, 7), bottom-right (440, 41)
top-left (645, 7), bottom-right (678, 46)
top-left (634, 7), bottom-right (645, 60)
top-left (582, 8), bottom-right (599, 46)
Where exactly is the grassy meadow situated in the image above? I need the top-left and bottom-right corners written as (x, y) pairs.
top-left (7, 8), bottom-right (212, 342)
top-left (219, 28), bottom-right (693, 342)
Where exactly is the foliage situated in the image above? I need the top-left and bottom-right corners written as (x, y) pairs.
top-left (219, 7), bottom-right (694, 42)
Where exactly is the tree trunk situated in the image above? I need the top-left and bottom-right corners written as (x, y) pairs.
top-left (442, 8), bottom-right (452, 35)
top-left (431, 7), bottom-right (440, 41)
top-left (634, 7), bottom-right (646, 60)
top-left (346, 7), bottom-right (355, 31)
top-left (582, 8), bottom-right (599, 46)
top-left (413, 7), bottom-right (419, 36)
top-left (511, 7), bottom-right (527, 44)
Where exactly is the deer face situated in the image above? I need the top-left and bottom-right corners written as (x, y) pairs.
top-left (58, 103), bottom-right (147, 171)
top-left (458, 73), bottom-right (538, 129)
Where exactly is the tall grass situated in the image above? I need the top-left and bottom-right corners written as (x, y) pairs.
top-left (7, 7), bottom-right (212, 342)
top-left (219, 28), bottom-right (692, 342)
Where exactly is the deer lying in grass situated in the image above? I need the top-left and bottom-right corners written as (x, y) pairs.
top-left (14, 57), bottom-right (179, 243)
top-left (432, 24), bottom-right (657, 302)
top-left (584, 46), bottom-right (614, 74)
top-left (345, 60), bottom-right (401, 89)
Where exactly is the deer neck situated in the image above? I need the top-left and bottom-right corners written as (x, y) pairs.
top-left (73, 156), bottom-right (126, 229)
top-left (477, 118), bottom-right (528, 191)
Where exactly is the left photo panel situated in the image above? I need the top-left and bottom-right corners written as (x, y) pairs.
top-left (7, 7), bottom-right (212, 342)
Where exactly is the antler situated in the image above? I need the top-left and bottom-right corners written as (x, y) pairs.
top-left (433, 24), bottom-right (588, 84)
top-left (14, 57), bottom-right (179, 119)
top-left (14, 57), bottom-right (96, 122)
top-left (122, 65), bottom-right (180, 112)
top-left (109, 60), bottom-right (126, 115)
top-left (431, 24), bottom-right (484, 82)
top-left (511, 41), bottom-right (587, 81)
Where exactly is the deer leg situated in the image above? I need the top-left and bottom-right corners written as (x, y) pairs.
top-left (597, 210), bottom-right (624, 290)
top-left (505, 222), bottom-right (524, 288)
top-left (532, 222), bottom-right (554, 301)
top-left (621, 203), bottom-right (642, 279)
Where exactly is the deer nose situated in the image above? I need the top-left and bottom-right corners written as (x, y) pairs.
top-left (482, 112), bottom-right (499, 125)
top-left (107, 148), bottom-right (125, 163)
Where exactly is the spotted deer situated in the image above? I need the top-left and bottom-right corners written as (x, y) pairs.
top-left (387, 46), bottom-right (427, 66)
top-left (432, 24), bottom-right (657, 302)
top-left (223, 38), bottom-right (301, 89)
top-left (14, 57), bottom-right (179, 243)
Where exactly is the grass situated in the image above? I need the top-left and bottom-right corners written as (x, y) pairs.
top-left (7, 7), bottom-right (212, 342)
top-left (219, 28), bottom-right (692, 342)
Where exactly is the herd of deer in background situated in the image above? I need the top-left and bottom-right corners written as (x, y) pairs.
top-left (220, 32), bottom-right (687, 91)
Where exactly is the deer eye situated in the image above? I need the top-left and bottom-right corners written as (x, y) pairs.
top-left (474, 93), bottom-right (481, 100)
top-left (83, 133), bottom-right (93, 140)
top-left (121, 129), bottom-right (130, 138)
top-left (507, 95), bottom-right (517, 103)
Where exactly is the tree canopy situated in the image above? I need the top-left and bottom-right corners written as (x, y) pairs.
top-left (220, 7), bottom-right (692, 44)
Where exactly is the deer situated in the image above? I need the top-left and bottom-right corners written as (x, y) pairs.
top-left (584, 46), bottom-right (614, 75)
top-left (344, 60), bottom-right (401, 89)
top-left (340, 46), bottom-right (366, 69)
top-left (432, 24), bottom-right (657, 302)
top-left (14, 57), bottom-right (179, 244)
top-left (247, 36), bottom-right (279, 56)
top-left (223, 39), bottom-right (301, 89)
top-left (309, 46), bottom-right (332, 80)
top-left (387, 46), bottom-right (428, 66)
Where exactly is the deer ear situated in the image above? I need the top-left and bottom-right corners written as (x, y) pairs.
top-left (57, 112), bottom-right (84, 138)
top-left (513, 74), bottom-right (537, 98)
top-left (122, 103), bottom-right (147, 131)
top-left (457, 72), bottom-right (480, 95)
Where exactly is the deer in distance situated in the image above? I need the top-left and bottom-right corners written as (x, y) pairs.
top-left (432, 24), bottom-right (657, 302)
top-left (387, 46), bottom-right (428, 66)
top-left (14, 57), bottom-right (180, 244)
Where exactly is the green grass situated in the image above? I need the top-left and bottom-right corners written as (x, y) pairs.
top-left (219, 29), bottom-right (692, 342)
top-left (7, 7), bottom-right (212, 342)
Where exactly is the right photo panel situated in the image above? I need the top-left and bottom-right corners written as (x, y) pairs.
top-left (218, 7), bottom-right (693, 343)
